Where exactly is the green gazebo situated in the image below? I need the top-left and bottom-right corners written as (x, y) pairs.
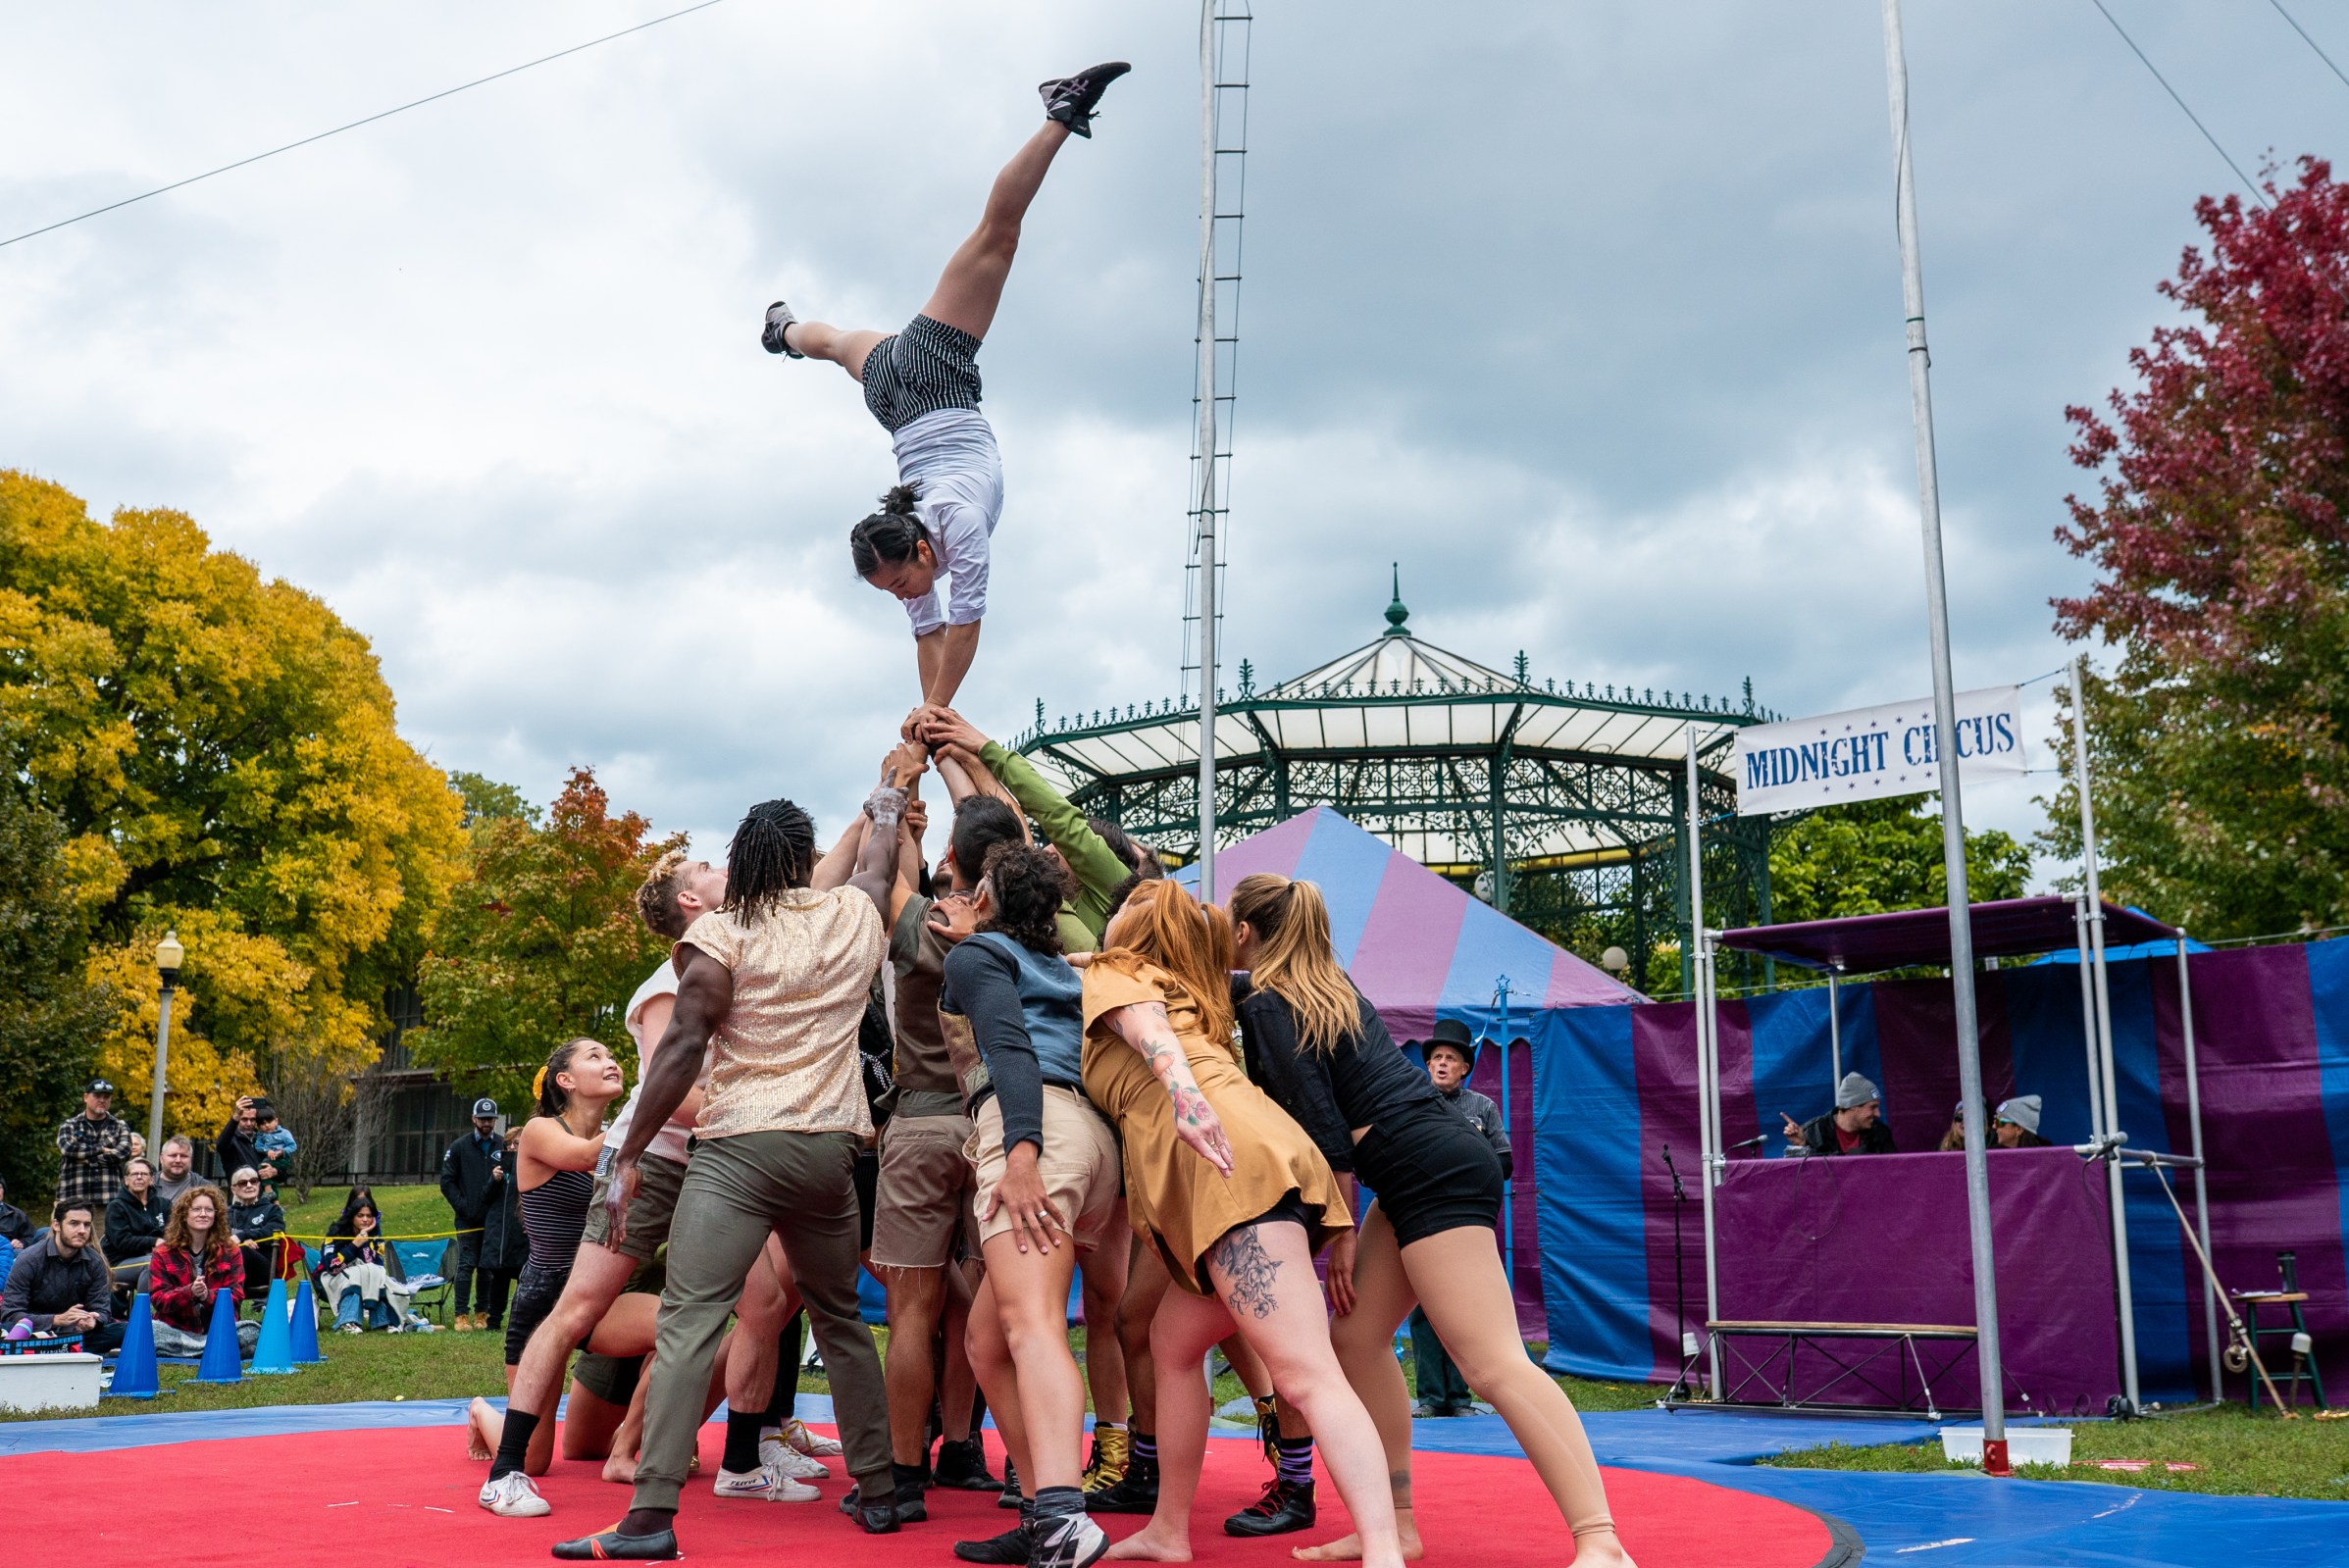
top-left (1010, 576), bottom-right (1782, 988)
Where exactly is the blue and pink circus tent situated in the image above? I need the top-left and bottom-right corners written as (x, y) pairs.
top-left (1184, 809), bottom-right (2349, 1409)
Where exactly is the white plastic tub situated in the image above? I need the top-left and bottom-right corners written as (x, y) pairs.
top-left (0, 1351), bottom-right (103, 1413)
top-left (1939, 1424), bottom-right (2073, 1468)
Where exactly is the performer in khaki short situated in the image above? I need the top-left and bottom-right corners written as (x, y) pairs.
top-left (932, 841), bottom-right (1123, 1568)
top-left (859, 787), bottom-right (1022, 1519)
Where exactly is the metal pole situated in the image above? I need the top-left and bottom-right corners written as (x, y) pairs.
top-left (1192, 0), bottom-right (1220, 899)
top-left (1685, 725), bottom-right (1722, 1396)
top-left (1827, 969), bottom-right (1843, 1090)
top-left (2075, 899), bottom-right (2106, 1140)
top-left (147, 981), bottom-right (177, 1153)
top-left (2179, 935), bottom-right (2221, 1401)
top-left (2070, 655), bottom-right (2141, 1413)
top-left (1879, 0), bottom-right (2005, 1460)
top-left (1496, 977), bottom-right (1516, 1285)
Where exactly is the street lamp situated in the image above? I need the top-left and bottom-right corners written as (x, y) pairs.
top-left (147, 930), bottom-right (184, 1153)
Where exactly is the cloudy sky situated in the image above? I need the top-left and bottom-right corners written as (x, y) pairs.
top-left (5, 1), bottom-right (2343, 871)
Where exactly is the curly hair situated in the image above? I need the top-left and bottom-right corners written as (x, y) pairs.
top-left (159, 1185), bottom-right (240, 1266)
top-left (979, 841), bottom-right (1073, 956)
top-left (637, 847), bottom-right (697, 939)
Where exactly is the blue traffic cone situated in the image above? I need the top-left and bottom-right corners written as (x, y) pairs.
top-left (186, 1284), bottom-right (244, 1384)
top-left (289, 1278), bottom-right (324, 1365)
top-left (249, 1278), bottom-right (296, 1374)
top-left (110, 1292), bottom-right (162, 1398)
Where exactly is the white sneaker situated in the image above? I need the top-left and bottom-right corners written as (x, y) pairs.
top-left (478, 1472), bottom-right (551, 1518)
top-left (714, 1461), bottom-right (820, 1502)
top-left (784, 1417), bottom-right (844, 1458)
top-left (759, 1436), bottom-right (830, 1480)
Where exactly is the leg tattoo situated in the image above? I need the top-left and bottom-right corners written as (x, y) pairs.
top-left (1211, 1227), bottom-right (1282, 1320)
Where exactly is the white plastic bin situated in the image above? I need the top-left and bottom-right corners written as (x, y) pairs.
top-left (1939, 1425), bottom-right (2073, 1468)
top-left (0, 1351), bottom-right (103, 1413)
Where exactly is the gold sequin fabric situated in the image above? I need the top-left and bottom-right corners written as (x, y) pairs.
top-left (679, 887), bottom-right (886, 1141)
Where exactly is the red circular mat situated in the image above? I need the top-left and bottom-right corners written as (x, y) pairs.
top-left (4, 1423), bottom-right (1835, 1568)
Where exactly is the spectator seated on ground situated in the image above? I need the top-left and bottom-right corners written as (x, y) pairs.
top-left (147, 1187), bottom-right (261, 1359)
top-left (1782, 1072), bottom-right (1897, 1157)
top-left (0, 1174), bottom-right (33, 1252)
top-left (318, 1195), bottom-right (421, 1333)
top-left (1, 1199), bottom-right (124, 1354)
top-left (1994, 1094), bottom-right (2051, 1149)
top-left (226, 1167), bottom-right (287, 1297)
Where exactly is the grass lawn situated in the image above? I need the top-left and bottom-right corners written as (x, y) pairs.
top-left (281, 1181), bottom-right (451, 1240)
top-left (1762, 1404), bottom-right (2349, 1501)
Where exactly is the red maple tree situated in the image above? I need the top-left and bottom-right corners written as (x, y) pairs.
top-left (2051, 159), bottom-right (2349, 936)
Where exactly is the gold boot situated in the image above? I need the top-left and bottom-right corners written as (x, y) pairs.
top-left (1083, 1423), bottom-right (1130, 1494)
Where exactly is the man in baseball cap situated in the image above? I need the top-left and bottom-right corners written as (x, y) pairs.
top-left (56, 1079), bottom-right (135, 1249)
top-left (1781, 1072), bottom-right (1897, 1157)
top-left (441, 1098), bottom-right (507, 1331)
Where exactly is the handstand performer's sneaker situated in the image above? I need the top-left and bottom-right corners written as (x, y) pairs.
top-left (549, 1525), bottom-right (680, 1560)
top-left (714, 1460), bottom-right (819, 1502)
top-left (479, 1472), bottom-right (551, 1518)
top-left (762, 301), bottom-right (804, 358)
top-left (1038, 62), bottom-right (1131, 138)
top-left (784, 1416), bottom-right (843, 1457)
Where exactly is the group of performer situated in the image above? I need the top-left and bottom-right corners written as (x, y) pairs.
top-left (457, 59), bottom-right (1636, 1568)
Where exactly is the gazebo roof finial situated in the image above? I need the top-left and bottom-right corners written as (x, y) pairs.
top-left (1383, 563), bottom-right (1410, 637)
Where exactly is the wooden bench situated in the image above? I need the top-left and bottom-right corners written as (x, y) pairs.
top-left (1705, 1319), bottom-right (1979, 1418)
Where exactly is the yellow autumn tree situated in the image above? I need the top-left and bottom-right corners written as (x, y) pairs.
top-left (0, 470), bottom-right (468, 1143)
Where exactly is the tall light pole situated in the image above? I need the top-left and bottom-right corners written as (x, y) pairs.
top-left (147, 930), bottom-right (184, 1153)
top-left (1880, 0), bottom-right (2007, 1472)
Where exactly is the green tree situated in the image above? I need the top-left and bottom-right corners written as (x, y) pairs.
top-left (2050, 162), bottom-right (2349, 936)
top-left (0, 777), bottom-right (117, 1206)
top-left (0, 470), bottom-right (468, 1138)
top-left (1770, 796), bottom-right (2033, 928)
top-left (408, 767), bottom-right (680, 1111)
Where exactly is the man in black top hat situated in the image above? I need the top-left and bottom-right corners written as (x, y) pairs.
top-left (1408, 1021), bottom-right (1513, 1418)
top-left (440, 1097), bottom-right (506, 1332)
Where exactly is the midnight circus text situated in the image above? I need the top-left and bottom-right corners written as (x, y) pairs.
top-left (1743, 713), bottom-right (2018, 792)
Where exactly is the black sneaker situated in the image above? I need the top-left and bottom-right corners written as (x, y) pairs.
top-left (550, 1527), bottom-right (680, 1560)
top-left (997, 1455), bottom-right (1024, 1510)
top-left (936, 1437), bottom-right (1000, 1492)
top-left (955, 1523), bottom-right (1034, 1565)
top-left (762, 301), bottom-right (804, 358)
top-left (1224, 1477), bottom-right (1315, 1538)
top-left (1082, 1455), bottom-right (1158, 1514)
top-left (837, 1469), bottom-right (929, 1526)
top-left (1032, 1507), bottom-right (1109, 1568)
top-left (1038, 62), bottom-right (1131, 139)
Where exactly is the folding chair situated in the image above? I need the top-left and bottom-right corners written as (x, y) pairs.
top-left (393, 1239), bottom-right (453, 1325)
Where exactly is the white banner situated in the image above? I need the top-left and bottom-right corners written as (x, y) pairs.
top-left (1733, 685), bottom-right (2025, 816)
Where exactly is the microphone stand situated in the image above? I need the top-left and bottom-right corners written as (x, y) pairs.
top-left (1662, 1143), bottom-right (1696, 1401)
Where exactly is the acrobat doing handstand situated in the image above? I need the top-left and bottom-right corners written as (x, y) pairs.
top-left (762, 62), bottom-right (1129, 713)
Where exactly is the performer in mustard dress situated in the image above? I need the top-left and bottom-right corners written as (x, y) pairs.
top-left (1076, 880), bottom-right (1402, 1568)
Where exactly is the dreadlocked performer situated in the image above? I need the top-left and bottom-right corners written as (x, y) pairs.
top-left (761, 62), bottom-right (1129, 715)
top-left (552, 764), bottom-right (917, 1562)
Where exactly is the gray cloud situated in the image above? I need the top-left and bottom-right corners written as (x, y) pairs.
top-left (4, 0), bottom-right (2341, 873)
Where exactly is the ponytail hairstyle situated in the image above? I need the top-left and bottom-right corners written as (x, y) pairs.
top-left (848, 484), bottom-right (933, 579)
top-left (1228, 874), bottom-right (1361, 1055)
top-left (979, 841), bottom-right (1073, 956)
top-left (536, 1037), bottom-right (599, 1119)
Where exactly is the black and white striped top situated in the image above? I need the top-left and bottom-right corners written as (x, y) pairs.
top-left (519, 1167), bottom-right (594, 1273)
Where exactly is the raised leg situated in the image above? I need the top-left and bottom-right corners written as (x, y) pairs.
top-left (1407, 1227), bottom-right (1634, 1567)
top-left (917, 121), bottom-right (1074, 340)
top-left (782, 320), bottom-right (888, 382)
